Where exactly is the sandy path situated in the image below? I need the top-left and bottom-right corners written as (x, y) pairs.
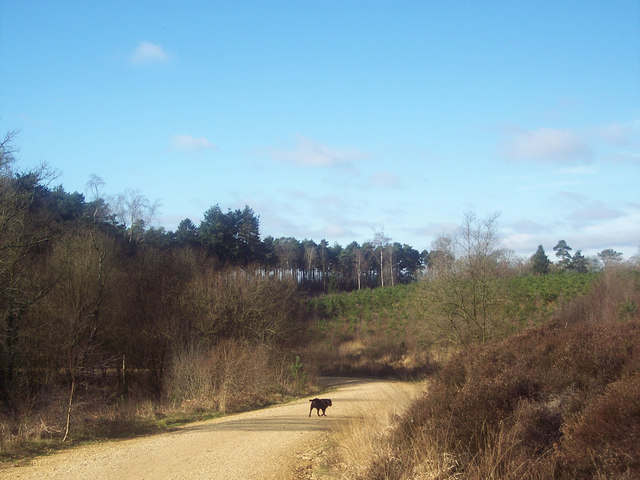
top-left (0, 378), bottom-right (413, 480)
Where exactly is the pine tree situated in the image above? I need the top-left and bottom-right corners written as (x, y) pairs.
top-left (531, 245), bottom-right (550, 275)
top-left (553, 240), bottom-right (572, 270)
top-left (569, 250), bottom-right (588, 273)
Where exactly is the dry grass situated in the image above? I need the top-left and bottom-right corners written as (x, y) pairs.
top-left (337, 268), bottom-right (640, 479)
top-left (0, 339), bottom-right (316, 460)
top-left (322, 381), bottom-right (424, 480)
top-left (305, 329), bottom-right (437, 379)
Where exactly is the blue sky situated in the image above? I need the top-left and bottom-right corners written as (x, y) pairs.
top-left (1, 0), bottom-right (639, 259)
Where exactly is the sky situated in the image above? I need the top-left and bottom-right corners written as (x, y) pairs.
top-left (1, 0), bottom-right (639, 260)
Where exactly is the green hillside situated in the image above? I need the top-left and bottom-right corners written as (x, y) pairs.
top-left (302, 272), bottom-right (601, 376)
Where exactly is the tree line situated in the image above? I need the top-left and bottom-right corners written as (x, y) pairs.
top-left (0, 133), bottom-right (428, 417)
top-left (530, 240), bottom-right (625, 275)
top-left (153, 208), bottom-right (427, 292)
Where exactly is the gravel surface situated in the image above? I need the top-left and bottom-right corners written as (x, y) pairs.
top-left (0, 378), bottom-right (411, 480)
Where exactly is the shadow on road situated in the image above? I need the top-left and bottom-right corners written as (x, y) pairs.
top-left (172, 377), bottom-right (388, 436)
top-left (318, 376), bottom-right (385, 389)
top-left (176, 415), bottom-right (338, 434)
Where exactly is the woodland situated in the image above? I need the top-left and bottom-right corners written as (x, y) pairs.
top-left (0, 131), bottom-right (425, 442)
top-left (1, 132), bottom-right (639, 478)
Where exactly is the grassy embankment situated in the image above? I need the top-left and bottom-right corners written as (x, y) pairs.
top-left (323, 269), bottom-right (640, 479)
top-left (303, 272), bottom-right (599, 377)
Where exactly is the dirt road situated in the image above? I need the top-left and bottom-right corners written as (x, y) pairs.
top-left (1, 378), bottom-right (416, 480)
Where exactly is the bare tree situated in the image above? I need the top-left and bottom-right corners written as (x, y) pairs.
top-left (85, 174), bottom-right (109, 222)
top-left (0, 135), bottom-right (57, 409)
top-left (181, 267), bottom-right (297, 347)
top-left (303, 242), bottom-right (317, 283)
top-left (372, 229), bottom-right (391, 288)
top-left (353, 247), bottom-right (364, 290)
top-left (41, 229), bottom-right (116, 441)
top-left (110, 189), bottom-right (160, 243)
top-left (0, 131), bottom-right (19, 174)
top-left (427, 212), bottom-right (505, 346)
top-left (274, 237), bottom-right (300, 279)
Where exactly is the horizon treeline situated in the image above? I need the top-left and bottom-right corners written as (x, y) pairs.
top-left (1, 132), bottom-right (633, 293)
top-left (2, 136), bottom-right (427, 293)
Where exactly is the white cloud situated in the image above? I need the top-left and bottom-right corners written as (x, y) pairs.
top-left (268, 135), bottom-right (366, 167)
top-left (130, 41), bottom-right (170, 65)
top-left (597, 120), bottom-right (640, 164)
top-left (369, 171), bottom-right (400, 188)
top-left (503, 217), bottom-right (640, 259)
top-left (597, 120), bottom-right (640, 144)
top-left (563, 216), bottom-right (640, 258)
top-left (598, 123), bottom-right (633, 145)
top-left (503, 232), bottom-right (538, 254)
top-left (557, 165), bottom-right (598, 175)
top-left (556, 191), bottom-right (589, 204)
top-left (504, 127), bottom-right (591, 163)
top-left (171, 135), bottom-right (216, 151)
top-left (604, 152), bottom-right (640, 164)
top-left (323, 223), bottom-right (353, 238)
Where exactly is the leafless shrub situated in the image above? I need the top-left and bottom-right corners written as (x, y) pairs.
top-left (352, 269), bottom-right (640, 479)
top-left (164, 338), bottom-right (312, 414)
top-left (164, 346), bottom-right (217, 410)
top-left (209, 339), bottom-right (274, 413)
top-left (180, 267), bottom-right (299, 346)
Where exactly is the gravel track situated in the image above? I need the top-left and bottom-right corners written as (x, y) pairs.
top-left (0, 378), bottom-right (411, 480)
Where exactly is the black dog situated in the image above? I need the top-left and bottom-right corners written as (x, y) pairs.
top-left (309, 398), bottom-right (332, 417)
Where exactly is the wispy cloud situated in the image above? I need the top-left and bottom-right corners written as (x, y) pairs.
top-left (556, 191), bottom-right (589, 204)
top-left (507, 219), bottom-right (552, 235)
top-left (411, 222), bottom-right (458, 238)
top-left (572, 201), bottom-right (625, 224)
top-left (598, 120), bottom-right (640, 164)
top-left (250, 197), bottom-right (361, 242)
top-left (605, 152), bottom-right (640, 164)
top-left (502, 232), bottom-right (539, 254)
top-left (597, 120), bottom-right (640, 145)
top-left (171, 135), bottom-right (216, 151)
top-left (562, 213), bottom-right (640, 257)
top-left (557, 165), bottom-right (598, 175)
top-left (555, 192), bottom-right (625, 227)
top-left (268, 135), bottom-right (366, 167)
top-left (503, 127), bottom-right (591, 163)
top-left (503, 210), bottom-right (639, 258)
top-left (130, 41), bottom-right (170, 65)
top-left (369, 171), bottom-right (400, 188)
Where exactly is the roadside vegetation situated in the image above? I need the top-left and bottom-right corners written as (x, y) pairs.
top-left (0, 134), bottom-right (316, 459)
top-left (328, 269), bottom-right (640, 479)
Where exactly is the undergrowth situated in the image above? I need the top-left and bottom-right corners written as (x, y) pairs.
top-left (345, 268), bottom-right (640, 479)
top-left (0, 339), bottom-right (316, 461)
